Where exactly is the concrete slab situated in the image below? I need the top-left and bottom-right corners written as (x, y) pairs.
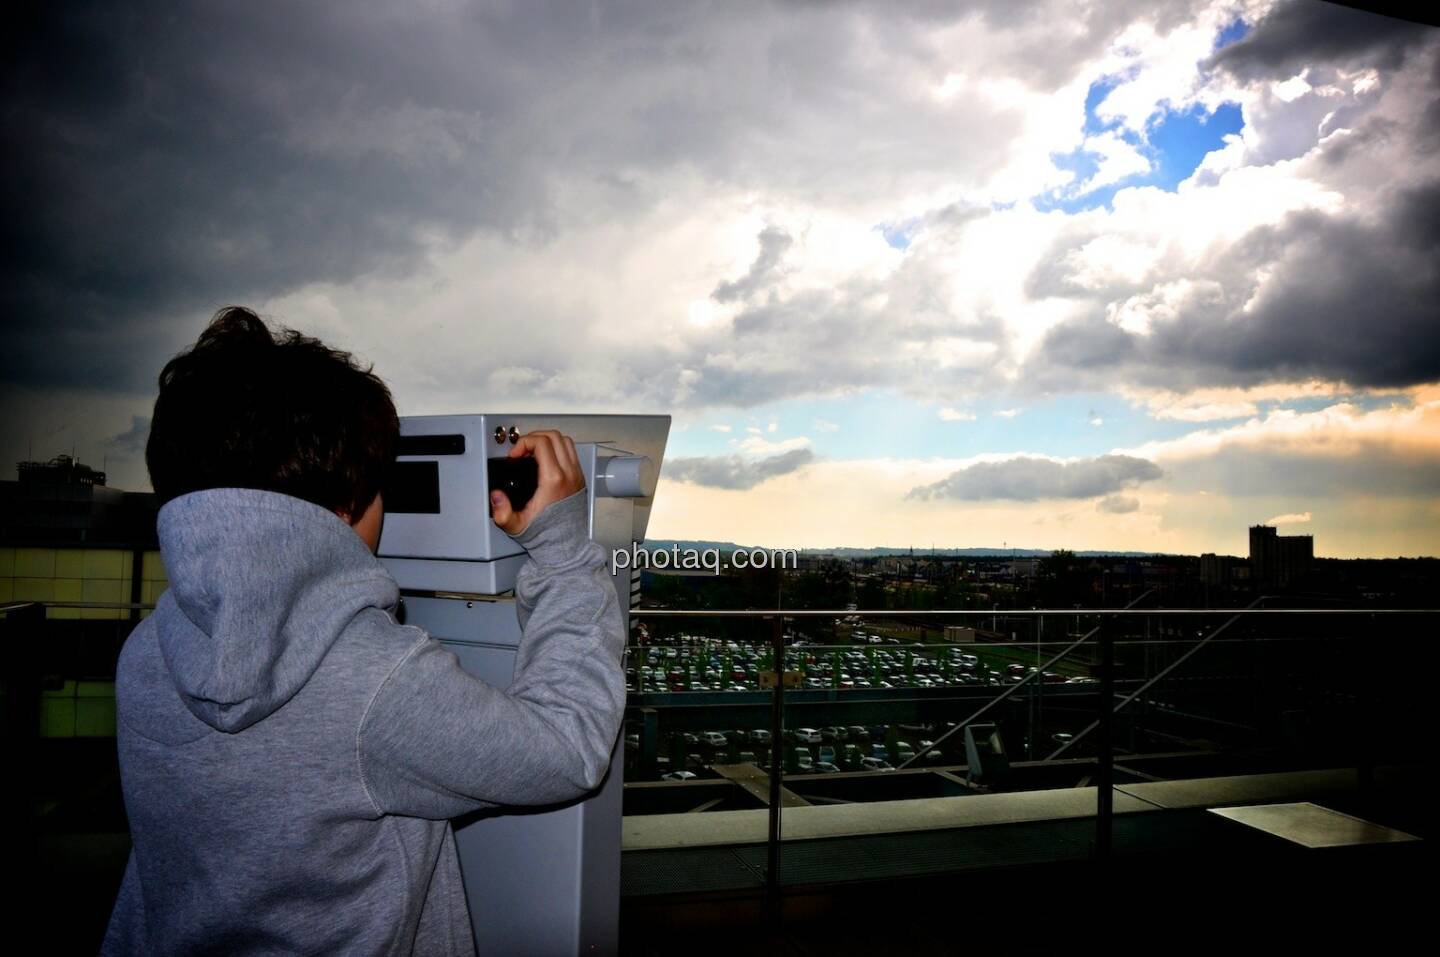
top-left (1115, 768), bottom-right (1357, 809)
top-left (1209, 802), bottom-right (1421, 848)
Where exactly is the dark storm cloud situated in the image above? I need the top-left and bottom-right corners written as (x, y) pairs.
top-left (664, 447), bottom-right (815, 490)
top-left (1195, 183), bottom-right (1440, 386)
top-left (1028, 178), bottom-right (1440, 390)
top-left (1208, 0), bottom-right (1435, 81)
top-left (2, 1), bottom-right (548, 389)
top-left (907, 454), bottom-right (1162, 502)
top-left (1032, 313), bottom-right (1138, 372)
top-left (0, 0), bottom-right (1029, 393)
top-left (712, 226), bottom-right (793, 303)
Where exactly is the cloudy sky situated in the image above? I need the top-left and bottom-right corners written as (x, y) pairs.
top-left (3, 0), bottom-right (1438, 557)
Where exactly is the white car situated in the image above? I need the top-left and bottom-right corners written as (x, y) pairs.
top-left (662, 771), bottom-right (697, 781)
top-left (860, 757), bottom-right (895, 771)
top-left (701, 731), bottom-right (728, 748)
top-left (793, 727), bottom-right (822, 743)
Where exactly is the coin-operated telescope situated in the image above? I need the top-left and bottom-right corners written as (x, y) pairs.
top-left (377, 413), bottom-right (669, 956)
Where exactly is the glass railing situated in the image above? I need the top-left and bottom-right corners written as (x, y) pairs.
top-left (622, 605), bottom-right (1436, 893)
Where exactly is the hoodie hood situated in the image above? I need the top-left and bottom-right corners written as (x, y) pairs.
top-left (155, 487), bottom-right (399, 733)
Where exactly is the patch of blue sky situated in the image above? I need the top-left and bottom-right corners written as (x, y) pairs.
top-left (672, 390), bottom-right (1208, 463)
top-left (1035, 73), bottom-right (1244, 215)
top-left (1082, 75), bottom-right (1125, 134)
top-left (975, 392), bottom-right (1202, 457)
top-left (876, 219), bottom-right (918, 250)
top-left (1214, 17), bottom-right (1249, 51)
top-left (1148, 101), bottom-right (1243, 190)
top-left (1265, 391), bottom-right (1400, 418)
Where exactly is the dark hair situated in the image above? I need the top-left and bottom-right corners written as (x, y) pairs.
top-left (146, 306), bottom-right (399, 517)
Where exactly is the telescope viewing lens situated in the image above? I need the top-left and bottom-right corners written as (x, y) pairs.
top-left (488, 456), bottom-right (539, 512)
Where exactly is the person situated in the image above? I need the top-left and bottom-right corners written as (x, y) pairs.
top-left (101, 307), bottom-right (625, 955)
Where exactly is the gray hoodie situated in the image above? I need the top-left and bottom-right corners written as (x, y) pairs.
top-left (102, 485), bottom-right (625, 956)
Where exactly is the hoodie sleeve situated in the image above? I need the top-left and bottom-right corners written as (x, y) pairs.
top-left (357, 488), bottom-right (626, 819)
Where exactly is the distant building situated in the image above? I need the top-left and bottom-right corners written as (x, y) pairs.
top-left (16, 453), bottom-right (106, 487)
top-left (1200, 553), bottom-right (1249, 587)
top-left (2, 455), bottom-right (157, 547)
top-left (1008, 558), bottom-right (1040, 578)
top-left (793, 554), bottom-right (839, 573)
top-left (2, 457), bottom-right (165, 737)
top-left (1249, 525), bottom-right (1314, 589)
top-left (0, 456), bottom-right (163, 621)
top-left (943, 625), bottom-right (1005, 643)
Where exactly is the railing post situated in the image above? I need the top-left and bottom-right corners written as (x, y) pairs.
top-left (1356, 614), bottom-right (1375, 804)
top-left (766, 613), bottom-right (785, 909)
top-left (1095, 612), bottom-right (1114, 863)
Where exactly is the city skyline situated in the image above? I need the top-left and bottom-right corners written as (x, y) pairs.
top-left (3, 1), bottom-right (1438, 559)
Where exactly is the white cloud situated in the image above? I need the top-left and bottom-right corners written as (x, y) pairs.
top-left (737, 434), bottom-right (811, 455)
top-left (938, 407), bottom-right (977, 422)
top-left (1075, 130), bottom-right (1152, 192)
top-left (1265, 511), bottom-right (1312, 524)
top-left (1124, 393), bottom-right (1440, 463)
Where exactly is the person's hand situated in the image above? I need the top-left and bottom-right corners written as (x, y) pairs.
top-left (489, 429), bottom-right (585, 536)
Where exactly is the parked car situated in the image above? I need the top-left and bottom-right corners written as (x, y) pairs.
top-left (701, 731), bottom-right (728, 748)
top-left (860, 757), bottom-right (895, 771)
top-left (793, 727), bottom-right (822, 743)
top-left (662, 771), bottom-right (697, 781)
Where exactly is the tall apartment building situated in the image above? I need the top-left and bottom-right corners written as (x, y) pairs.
top-left (1249, 524), bottom-right (1314, 589)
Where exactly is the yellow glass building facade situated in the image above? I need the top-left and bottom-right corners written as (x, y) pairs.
top-left (0, 545), bottom-right (167, 619)
top-left (1, 546), bottom-right (167, 737)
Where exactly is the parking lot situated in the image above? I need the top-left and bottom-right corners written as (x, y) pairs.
top-left (626, 630), bottom-right (1098, 780)
top-left (626, 631), bottom-right (1096, 696)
